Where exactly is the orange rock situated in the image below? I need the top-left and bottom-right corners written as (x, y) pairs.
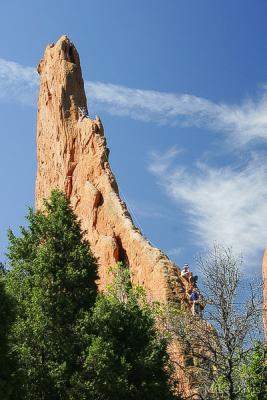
top-left (35, 35), bottom-right (207, 397)
top-left (35, 35), bottom-right (184, 302)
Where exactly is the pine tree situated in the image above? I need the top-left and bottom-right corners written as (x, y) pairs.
top-left (70, 263), bottom-right (181, 400)
top-left (6, 190), bottom-right (98, 399)
top-left (6, 191), bottom-right (180, 399)
top-left (0, 263), bottom-right (14, 399)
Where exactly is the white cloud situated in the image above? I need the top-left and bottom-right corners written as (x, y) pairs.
top-left (1, 58), bottom-right (267, 145)
top-left (0, 58), bottom-right (39, 106)
top-left (1, 57), bottom-right (267, 269)
top-left (148, 149), bottom-right (267, 269)
top-left (166, 247), bottom-right (183, 258)
top-left (86, 82), bottom-right (267, 146)
top-left (147, 147), bottom-right (181, 175)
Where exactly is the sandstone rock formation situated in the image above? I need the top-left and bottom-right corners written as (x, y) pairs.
top-left (35, 35), bottom-right (208, 398)
top-left (262, 249), bottom-right (267, 345)
top-left (36, 35), bottom-right (185, 310)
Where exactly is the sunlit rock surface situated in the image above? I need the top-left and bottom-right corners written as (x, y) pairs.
top-left (35, 35), bottom-right (209, 398)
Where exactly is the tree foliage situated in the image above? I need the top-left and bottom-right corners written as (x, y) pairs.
top-left (164, 244), bottom-right (266, 400)
top-left (6, 190), bottom-right (98, 399)
top-left (5, 190), bottom-right (180, 399)
top-left (0, 264), bottom-right (15, 399)
top-left (198, 245), bottom-right (262, 400)
top-left (71, 263), bottom-right (180, 400)
top-left (240, 342), bottom-right (267, 400)
top-left (159, 244), bottom-right (264, 400)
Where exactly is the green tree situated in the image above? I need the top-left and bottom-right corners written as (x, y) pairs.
top-left (159, 245), bottom-right (264, 400)
top-left (241, 342), bottom-right (267, 400)
top-left (6, 190), bottom-right (98, 399)
top-left (70, 263), bottom-right (180, 400)
top-left (0, 263), bottom-right (15, 399)
top-left (197, 245), bottom-right (262, 400)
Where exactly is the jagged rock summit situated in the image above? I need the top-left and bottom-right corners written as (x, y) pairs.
top-left (35, 35), bottom-right (206, 397)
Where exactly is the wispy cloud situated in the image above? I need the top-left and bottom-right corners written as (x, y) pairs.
top-left (87, 81), bottom-right (267, 146)
top-left (148, 149), bottom-right (267, 269)
top-left (2, 57), bottom-right (267, 268)
top-left (166, 247), bottom-right (183, 258)
top-left (1, 58), bottom-right (267, 145)
top-left (0, 58), bottom-right (39, 106)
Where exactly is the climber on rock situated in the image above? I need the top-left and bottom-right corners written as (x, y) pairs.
top-left (188, 272), bottom-right (194, 289)
top-left (189, 272), bottom-right (199, 290)
top-left (181, 264), bottom-right (190, 280)
top-left (190, 288), bottom-right (201, 317)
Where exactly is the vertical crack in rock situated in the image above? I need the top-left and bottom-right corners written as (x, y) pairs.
top-left (35, 35), bottom-right (210, 398)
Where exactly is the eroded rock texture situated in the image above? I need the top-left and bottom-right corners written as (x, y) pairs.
top-left (35, 35), bottom-right (207, 398)
top-left (36, 35), bottom-right (185, 306)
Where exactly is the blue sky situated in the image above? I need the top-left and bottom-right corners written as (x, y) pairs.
top-left (1, 0), bottom-right (267, 274)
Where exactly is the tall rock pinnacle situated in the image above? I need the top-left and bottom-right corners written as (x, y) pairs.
top-left (36, 36), bottom-right (208, 397)
top-left (36, 35), bottom-right (184, 303)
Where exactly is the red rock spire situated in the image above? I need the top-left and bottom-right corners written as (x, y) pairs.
top-left (35, 35), bottom-right (211, 398)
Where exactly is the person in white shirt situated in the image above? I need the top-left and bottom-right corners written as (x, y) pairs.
top-left (181, 264), bottom-right (190, 280)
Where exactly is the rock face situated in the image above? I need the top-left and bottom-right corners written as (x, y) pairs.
top-left (36, 35), bottom-right (207, 397)
top-left (262, 250), bottom-right (267, 345)
top-left (36, 35), bottom-right (185, 306)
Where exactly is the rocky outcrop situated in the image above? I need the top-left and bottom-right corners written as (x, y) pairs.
top-left (36, 35), bottom-right (185, 306)
top-left (262, 249), bottom-right (267, 345)
top-left (35, 35), bottom-right (208, 398)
